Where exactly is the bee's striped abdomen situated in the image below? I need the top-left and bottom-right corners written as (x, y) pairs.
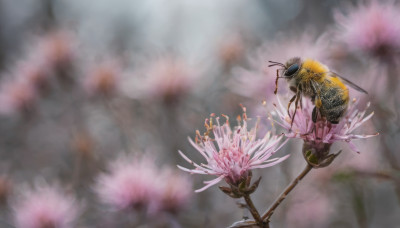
top-left (318, 79), bottom-right (349, 124)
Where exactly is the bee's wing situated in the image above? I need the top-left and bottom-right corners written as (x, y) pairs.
top-left (330, 72), bottom-right (368, 94)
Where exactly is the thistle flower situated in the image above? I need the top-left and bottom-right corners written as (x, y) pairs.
top-left (123, 56), bottom-right (199, 104)
top-left (334, 0), bottom-right (400, 58)
top-left (0, 80), bottom-right (37, 116)
top-left (178, 108), bottom-right (289, 192)
top-left (95, 155), bottom-right (159, 212)
top-left (14, 61), bottom-right (50, 93)
top-left (156, 168), bottom-right (192, 214)
top-left (12, 183), bottom-right (81, 228)
top-left (271, 97), bottom-right (377, 167)
top-left (95, 155), bottom-right (192, 215)
top-left (218, 34), bottom-right (244, 66)
top-left (84, 61), bottom-right (120, 96)
top-left (38, 31), bottom-right (75, 69)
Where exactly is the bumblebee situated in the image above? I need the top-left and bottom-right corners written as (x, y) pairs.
top-left (268, 57), bottom-right (367, 124)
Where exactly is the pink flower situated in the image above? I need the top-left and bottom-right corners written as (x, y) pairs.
top-left (271, 97), bottom-right (377, 153)
top-left (334, 0), bottom-right (400, 57)
top-left (0, 79), bottom-right (37, 115)
top-left (37, 31), bottom-right (75, 69)
top-left (218, 34), bottom-right (244, 65)
top-left (123, 56), bottom-right (199, 103)
top-left (95, 155), bottom-right (192, 215)
top-left (13, 60), bottom-right (50, 92)
top-left (84, 61), bottom-right (120, 96)
top-left (230, 32), bottom-right (329, 100)
top-left (178, 108), bottom-right (289, 192)
top-left (95, 155), bottom-right (159, 212)
top-left (156, 168), bottom-right (192, 214)
top-left (12, 183), bottom-right (81, 228)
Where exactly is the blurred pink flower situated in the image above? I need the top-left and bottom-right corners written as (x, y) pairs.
top-left (156, 168), bottom-right (192, 214)
top-left (178, 108), bottom-right (289, 192)
top-left (334, 0), bottom-right (400, 58)
top-left (271, 97), bottom-right (377, 153)
top-left (95, 155), bottom-right (192, 214)
top-left (0, 80), bottom-right (37, 115)
top-left (84, 61), bottom-right (120, 96)
top-left (13, 61), bottom-right (50, 92)
top-left (12, 183), bottom-right (80, 228)
top-left (218, 34), bottom-right (244, 65)
top-left (230, 32), bottom-right (330, 100)
top-left (38, 31), bottom-right (75, 69)
top-left (124, 56), bottom-right (199, 103)
top-left (95, 155), bottom-right (159, 212)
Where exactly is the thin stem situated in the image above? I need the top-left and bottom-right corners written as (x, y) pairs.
top-left (243, 194), bottom-right (262, 225)
top-left (261, 164), bottom-right (313, 223)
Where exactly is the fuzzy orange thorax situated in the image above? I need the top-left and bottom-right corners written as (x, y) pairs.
top-left (299, 59), bottom-right (329, 81)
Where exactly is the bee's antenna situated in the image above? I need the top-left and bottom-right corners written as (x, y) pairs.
top-left (268, 61), bottom-right (285, 68)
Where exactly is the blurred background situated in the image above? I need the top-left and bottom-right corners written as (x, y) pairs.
top-left (0, 0), bottom-right (398, 227)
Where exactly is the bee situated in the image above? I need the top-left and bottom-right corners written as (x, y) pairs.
top-left (268, 57), bottom-right (367, 124)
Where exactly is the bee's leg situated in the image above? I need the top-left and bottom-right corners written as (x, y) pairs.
top-left (299, 94), bottom-right (303, 109)
top-left (290, 92), bottom-right (301, 129)
top-left (312, 106), bottom-right (318, 123)
top-left (274, 69), bottom-right (279, 94)
top-left (311, 106), bottom-right (319, 137)
top-left (287, 94), bottom-right (297, 117)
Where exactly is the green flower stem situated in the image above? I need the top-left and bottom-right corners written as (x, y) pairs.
top-left (243, 194), bottom-right (262, 225)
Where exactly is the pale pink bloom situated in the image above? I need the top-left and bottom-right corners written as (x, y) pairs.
top-left (271, 97), bottom-right (377, 153)
top-left (95, 155), bottom-right (160, 212)
top-left (230, 32), bottom-right (330, 100)
top-left (124, 56), bottom-right (199, 103)
top-left (155, 168), bottom-right (192, 214)
top-left (84, 61), bottom-right (120, 95)
top-left (218, 34), bottom-right (244, 65)
top-left (13, 61), bottom-right (50, 91)
top-left (286, 186), bottom-right (332, 228)
top-left (178, 109), bottom-right (289, 192)
top-left (12, 184), bottom-right (80, 228)
top-left (96, 155), bottom-right (192, 215)
top-left (38, 31), bottom-right (75, 69)
top-left (334, 0), bottom-right (400, 57)
top-left (0, 80), bottom-right (37, 115)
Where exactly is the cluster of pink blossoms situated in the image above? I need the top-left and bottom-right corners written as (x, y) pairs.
top-left (0, 31), bottom-right (75, 116)
top-left (178, 108), bottom-right (289, 192)
top-left (95, 155), bottom-right (192, 215)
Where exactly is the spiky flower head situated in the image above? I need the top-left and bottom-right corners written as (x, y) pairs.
top-left (334, 0), bottom-right (400, 59)
top-left (95, 155), bottom-right (160, 212)
top-left (271, 97), bottom-right (378, 167)
top-left (95, 155), bottom-right (192, 215)
top-left (84, 61), bottom-right (120, 96)
top-left (178, 107), bottom-right (289, 192)
top-left (12, 183), bottom-right (81, 228)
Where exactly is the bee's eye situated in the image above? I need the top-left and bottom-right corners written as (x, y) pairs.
top-left (285, 64), bottom-right (299, 76)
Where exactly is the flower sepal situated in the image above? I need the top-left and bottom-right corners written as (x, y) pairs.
top-left (302, 142), bottom-right (342, 168)
top-left (219, 171), bottom-right (262, 198)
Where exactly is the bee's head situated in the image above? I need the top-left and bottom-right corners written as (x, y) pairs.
top-left (268, 57), bottom-right (301, 80)
top-left (283, 57), bottom-right (301, 79)
top-left (268, 57), bottom-right (302, 95)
